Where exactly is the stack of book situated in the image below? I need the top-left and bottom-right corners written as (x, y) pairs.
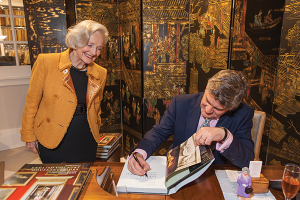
top-left (97, 133), bottom-right (122, 159)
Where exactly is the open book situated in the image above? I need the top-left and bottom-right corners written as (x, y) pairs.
top-left (116, 134), bottom-right (215, 194)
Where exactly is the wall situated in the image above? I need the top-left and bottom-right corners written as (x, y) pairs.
top-left (0, 67), bottom-right (31, 150)
top-left (0, 0), bottom-right (33, 151)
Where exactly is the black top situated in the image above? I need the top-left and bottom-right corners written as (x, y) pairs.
top-left (38, 67), bottom-right (97, 163)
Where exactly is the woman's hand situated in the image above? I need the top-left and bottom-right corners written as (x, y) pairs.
top-left (26, 141), bottom-right (38, 154)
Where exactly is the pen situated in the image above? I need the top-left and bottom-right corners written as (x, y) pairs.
top-left (133, 153), bottom-right (148, 178)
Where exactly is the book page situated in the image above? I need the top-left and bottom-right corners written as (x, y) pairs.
top-left (166, 134), bottom-right (201, 177)
top-left (165, 145), bottom-right (214, 190)
top-left (117, 156), bottom-right (168, 194)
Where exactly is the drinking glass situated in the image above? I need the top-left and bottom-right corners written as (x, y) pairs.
top-left (282, 163), bottom-right (300, 200)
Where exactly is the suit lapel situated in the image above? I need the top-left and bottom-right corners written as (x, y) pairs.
top-left (186, 94), bottom-right (203, 138)
top-left (216, 111), bottom-right (233, 129)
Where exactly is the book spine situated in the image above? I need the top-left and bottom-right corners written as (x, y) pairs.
top-left (74, 169), bottom-right (92, 200)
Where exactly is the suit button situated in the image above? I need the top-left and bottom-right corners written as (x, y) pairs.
top-left (54, 94), bottom-right (59, 99)
top-left (228, 155), bottom-right (234, 161)
top-left (46, 118), bottom-right (50, 123)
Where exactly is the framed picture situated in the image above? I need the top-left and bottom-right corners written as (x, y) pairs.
top-left (20, 176), bottom-right (73, 200)
top-left (81, 163), bottom-right (91, 169)
top-left (0, 188), bottom-right (16, 200)
top-left (21, 183), bottom-right (64, 200)
top-left (68, 187), bottom-right (79, 200)
top-left (46, 167), bottom-right (69, 175)
top-left (73, 171), bottom-right (87, 186)
top-left (2, 172), bottom-right (37, 186)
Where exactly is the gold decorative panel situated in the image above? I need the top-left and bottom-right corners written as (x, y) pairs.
top-left (266, 0), bottom-right (300, 165)
top-left (24, 0), bottom-right (68, 64)
top-left (75, 0), bottom-right (123, 133)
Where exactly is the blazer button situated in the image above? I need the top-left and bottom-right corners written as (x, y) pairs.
top-left (53, 94), bottom-right (59, 99)
top-left (46, 118), bottom-right (50, 123)
top-left (63, 69), bottom-right (68, 74)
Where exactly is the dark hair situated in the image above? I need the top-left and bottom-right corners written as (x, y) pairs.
top-left (206, 70), bottom-right (248, 110)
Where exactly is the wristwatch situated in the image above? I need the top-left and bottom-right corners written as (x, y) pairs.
top-left (220, 127), bottom-right (228, 141)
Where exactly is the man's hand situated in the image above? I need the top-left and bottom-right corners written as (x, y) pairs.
top-left (26, 141), bottom-right (38, 154)
top-left (194, 127), bottom-right (226, 146)
top-left (127, 153), bottom-right (151, 176)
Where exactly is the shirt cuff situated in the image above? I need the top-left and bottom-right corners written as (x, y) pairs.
top-left (127, 149), bottom-right (148, 160)
top-left (216, 131), bottom-right (233, 153)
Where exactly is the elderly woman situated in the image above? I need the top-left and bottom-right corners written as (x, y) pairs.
top-left (237, 167), bottom-right (252, 199)
top-left (20, 20), bottom-right (108, 163)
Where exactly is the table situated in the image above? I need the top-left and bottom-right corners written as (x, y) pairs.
top-left (78, 163), bottom-right (285, 200)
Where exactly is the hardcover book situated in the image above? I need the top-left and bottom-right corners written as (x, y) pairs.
top-left (98, 133), bottom-right (122, 149)
top-left (0, 163), bottom-right (92, 200)
top-left (97, 143), bottom-right (121, 159)
top-left (116, 134), bottom-right (215, 194)
top-left (97, 139), bottom-right (120, 154)
top-left (97, 133), bottom-right (122, 159)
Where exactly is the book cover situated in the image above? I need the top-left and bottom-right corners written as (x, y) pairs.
top-left (98, 133), bottom-right (122, 149)
top-left (0, 163), bottom-right (92, 200)
top-left (116, 134), bottom-right (215, 194)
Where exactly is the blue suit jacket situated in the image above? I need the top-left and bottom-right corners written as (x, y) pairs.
top-left (135, 93), bottom-right (255, 168)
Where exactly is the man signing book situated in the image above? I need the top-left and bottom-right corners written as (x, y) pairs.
top-left (128, 69), bottom-right (254, 176)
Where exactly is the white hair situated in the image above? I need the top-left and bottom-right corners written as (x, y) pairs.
top-left (65, 20), bottom-right (109, 49)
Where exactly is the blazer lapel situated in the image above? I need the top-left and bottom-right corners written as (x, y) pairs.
top-left (62, 71), bottom-right (75, 93)
top-left (58, 49), bottom-right (75, 94)
top-left (86, 78), bottom-right (100, 107)
top-left (86, 63), bottom-right (101, 107)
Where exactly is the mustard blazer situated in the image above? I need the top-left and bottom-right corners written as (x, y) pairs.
top-left (20, 49), bottom-right (107, 149)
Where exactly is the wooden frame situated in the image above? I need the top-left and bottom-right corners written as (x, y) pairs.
top-left (252, 110), bottom-right (267, 161)
top-left (0, 161), bottom-right (4, 186)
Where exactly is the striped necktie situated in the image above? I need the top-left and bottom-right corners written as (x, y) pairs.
top-left (201, 118), bottom-right (211, 128)
top-left (200, 118), bottom-right (215, 149)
